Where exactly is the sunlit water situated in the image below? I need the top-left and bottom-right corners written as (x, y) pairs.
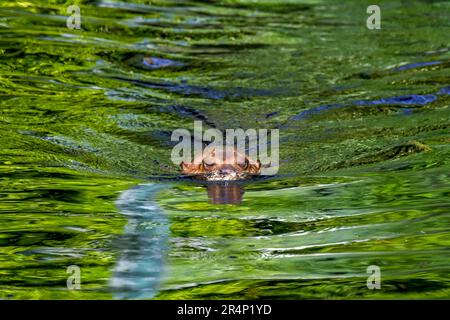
top-left (0, 0), bottom-right (449, 299)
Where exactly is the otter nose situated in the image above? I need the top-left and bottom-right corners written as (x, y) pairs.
top-left (219, 166), bottom-right (234, 174)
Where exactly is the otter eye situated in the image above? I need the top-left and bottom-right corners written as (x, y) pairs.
top-left (242, 159), bottom-right (249, 169)
top-left (202, 160), bottom-right (215, 169)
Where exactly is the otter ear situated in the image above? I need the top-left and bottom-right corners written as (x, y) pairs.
top-left (180, 162), bottom-right (200, 174)
top-left (180, 162), bottom-right (189, 173)
top-left (247, 160), bottom-right (261, 173)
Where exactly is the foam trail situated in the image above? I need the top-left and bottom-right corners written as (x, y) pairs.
top-left (110, 183), bottom-right (169, 299)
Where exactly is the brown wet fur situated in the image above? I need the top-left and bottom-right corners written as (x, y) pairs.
top-left (180, 145), bottom-right (261, 180)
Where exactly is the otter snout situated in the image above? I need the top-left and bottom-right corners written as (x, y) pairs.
top-left (218, 165), bottom-right (236, 175)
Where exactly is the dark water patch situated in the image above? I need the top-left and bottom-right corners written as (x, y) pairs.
top-left (110, 75), bottom-right (278, 101)
top-left (191, 43), bottom-right (270, 55)
top-left (141, 56), bottom-right (183, 69)
top-left (0, 189), bottom-right (82, 203)
top-left (290, 104), bottom-right (341, 121)
top-left (290, 93), bottom-right (438, 121)
top-left (324, 141), bottom-right (431, 171)
top-left (0, 170), bottom-right (77, 180)
top-left (0, 231), bottom-right (76, 247)
top-left (348, 59), bottom-right (450, 80)
top-left (353, 94), bottom-right (437, 106)
top-left (124, 54), bottom-right (184, 70)
top-left (391, 61), bottom-right (442, 71)
top-left (162, 105), bottom-right (218, 128)
top-left (265, 111), bottom-right (279, 118)
top-left (381, 278), bottom-right (449, 294)
top-left (224, 1), bottom-right (312, 14)
top-left (438, 86), bottom-right (450, 94)
top-left (400, 108), bottom-right (413, 115)
top-left (116, 129), bottom-right (175, 148)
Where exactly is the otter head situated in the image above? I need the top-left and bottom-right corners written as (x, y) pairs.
top-left (180, 145), bottom-right (261, 181)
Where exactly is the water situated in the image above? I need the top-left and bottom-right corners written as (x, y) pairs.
top-left (0, 0), bottom-right (449, 299)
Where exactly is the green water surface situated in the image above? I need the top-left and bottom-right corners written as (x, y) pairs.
top-left (0, 0), bottom-right (449, 299)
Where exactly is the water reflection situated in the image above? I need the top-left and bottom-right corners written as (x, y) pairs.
top-left (207, 183), bottom-right (245, 204)
top-left (110, 181), bottom-right (244, 298)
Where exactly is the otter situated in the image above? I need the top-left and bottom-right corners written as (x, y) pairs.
top-left (180, 145), bottom-right (261, 181)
